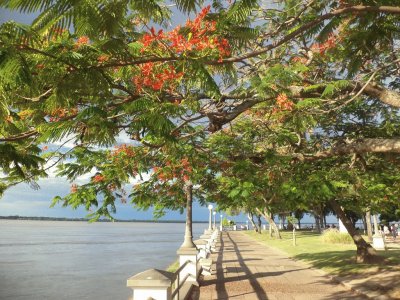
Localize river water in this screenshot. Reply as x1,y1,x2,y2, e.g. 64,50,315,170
0,220,206,300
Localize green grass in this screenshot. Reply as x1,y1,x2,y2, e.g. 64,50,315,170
166,259,179,272
245,230,400,276
321,228,353,244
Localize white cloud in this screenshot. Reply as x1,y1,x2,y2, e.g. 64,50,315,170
115,131,132,144
51,136,78,149
129,172,151,185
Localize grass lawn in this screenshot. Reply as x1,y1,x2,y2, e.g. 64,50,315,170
166,259,180,272
245,230,400,276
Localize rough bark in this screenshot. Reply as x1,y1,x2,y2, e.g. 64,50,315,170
257,208,281,239
320,214,325,229
269,222,273,237
363,83,400,108
366,209,373,242
289,82,400,108
294,138,400,162
257,215,262,234
330,199,382,263
247,212,259,232
180,181,196,249
220,5,400,64
314,214,321,233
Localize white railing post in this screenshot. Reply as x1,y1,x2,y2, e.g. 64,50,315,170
176,247,198,284
127,269,173,300
194,239,208,259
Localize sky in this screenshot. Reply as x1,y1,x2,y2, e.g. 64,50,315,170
0,5,337,224
0,6,232,222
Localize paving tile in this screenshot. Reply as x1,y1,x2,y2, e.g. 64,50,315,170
197,231,367,299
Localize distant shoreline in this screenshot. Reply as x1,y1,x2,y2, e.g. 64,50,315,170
0,215,208,223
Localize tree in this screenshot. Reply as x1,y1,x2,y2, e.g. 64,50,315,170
2,0,400,263
0,1,247,217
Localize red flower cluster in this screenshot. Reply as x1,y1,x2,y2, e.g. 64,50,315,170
310,34,338,56
75,36,90,48
141,27,165,48
275,93,294,111
70,183,78,193
291,56,308,64
132,63,184,91
179,158,192,182
93,174,105,183
97,54,109,63
108,144,140,176
153,158,193,183
111,144,136,158
48,108,78,122
140,6,230,61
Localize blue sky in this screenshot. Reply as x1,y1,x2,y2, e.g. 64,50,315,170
0,178,217,221
0,6,334,224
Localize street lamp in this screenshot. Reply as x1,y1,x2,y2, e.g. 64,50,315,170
213,211,216,229
208,204,213,230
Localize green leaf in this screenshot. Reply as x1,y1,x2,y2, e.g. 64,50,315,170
321,84,335,97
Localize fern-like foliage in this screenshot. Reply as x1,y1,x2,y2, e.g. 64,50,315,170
0,0,204,38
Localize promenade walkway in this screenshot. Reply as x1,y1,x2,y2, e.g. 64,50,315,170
195,231,366,300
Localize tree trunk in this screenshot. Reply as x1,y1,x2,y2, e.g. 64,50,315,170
365,209,373,242
257,215,262,234
314,214,321,233
257,208,281,239
180,181,196,249
319,213,324,229
323,214,327,229
330,200,381,263
247,212,259,232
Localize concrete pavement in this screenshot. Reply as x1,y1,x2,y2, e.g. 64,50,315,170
194,231,367,300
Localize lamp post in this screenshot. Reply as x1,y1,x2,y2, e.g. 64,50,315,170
208,204,213,230
213,211,216,229
220,214,223,231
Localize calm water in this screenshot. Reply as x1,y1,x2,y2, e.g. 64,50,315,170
0,220,206,300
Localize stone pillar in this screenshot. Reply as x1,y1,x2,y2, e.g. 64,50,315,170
194,239,208,259
127,269,173,300
373,214,380,235
372,235,387,250
177,247,198,283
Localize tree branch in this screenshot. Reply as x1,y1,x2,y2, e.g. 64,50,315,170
297,138,400,161
215,5,400,64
